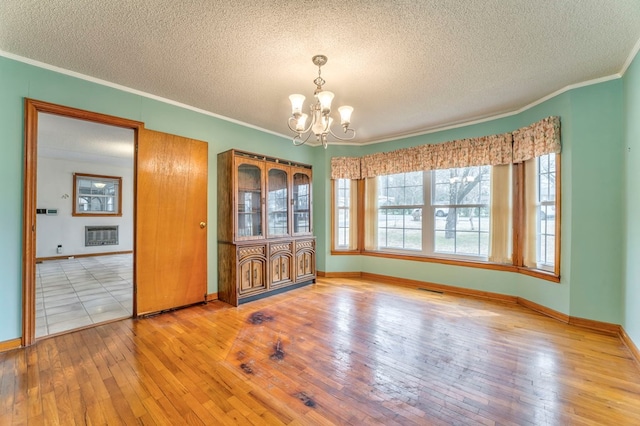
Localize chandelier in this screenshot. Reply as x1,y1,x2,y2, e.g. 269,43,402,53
288,55,356,149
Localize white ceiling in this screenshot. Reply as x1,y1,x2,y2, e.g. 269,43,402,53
3,1,640,145
38,113,134,168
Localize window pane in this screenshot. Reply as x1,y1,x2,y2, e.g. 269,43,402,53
336,179,351,249
376,172,423,251
293,173,310,233
538,154,556,203
237,165,262,237
378,172,423,206
267,168,288,236
337,209,349,247
75,174,121,216
78,179,91,190
377,208,422,250
537,154,557,269
435,230,454,253
432,167,490,257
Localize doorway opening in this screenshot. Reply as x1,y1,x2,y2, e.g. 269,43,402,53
35,113,135,337
23,99,143,346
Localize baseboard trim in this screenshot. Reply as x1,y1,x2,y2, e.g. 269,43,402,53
0,338,21,353
568,316,621,336
360,272,518,303
620,327,640,367
36,250,133,262
206,293,218,302
516,297,570,323
317,271,362,278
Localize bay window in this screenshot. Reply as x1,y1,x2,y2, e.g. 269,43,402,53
330,116,561,282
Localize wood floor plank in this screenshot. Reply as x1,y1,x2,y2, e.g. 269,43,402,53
2,277,640,424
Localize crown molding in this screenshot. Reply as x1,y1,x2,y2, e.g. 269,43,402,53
0,49,291,142
2,40,638,148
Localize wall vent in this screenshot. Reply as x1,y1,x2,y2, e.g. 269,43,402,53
85,226,119,246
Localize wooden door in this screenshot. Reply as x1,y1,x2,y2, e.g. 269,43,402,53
296,253,306,277
252,260,264,289
271,255,292,286
238,258,265,294
271,257,281,282
240,261,252,292
296,250,315,280
136,128,208,315
266,164,290,238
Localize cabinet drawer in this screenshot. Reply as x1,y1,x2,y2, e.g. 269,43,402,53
238,245,266,260
295,239,315,252
270,242,293,255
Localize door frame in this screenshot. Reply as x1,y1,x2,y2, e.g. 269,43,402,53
22,99,143,346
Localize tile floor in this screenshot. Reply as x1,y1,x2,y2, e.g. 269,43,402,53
36,254,133,338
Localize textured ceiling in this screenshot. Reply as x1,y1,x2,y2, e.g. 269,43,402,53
2,1,640,145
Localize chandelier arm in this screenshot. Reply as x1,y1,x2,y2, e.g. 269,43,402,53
327,126,356,141
292,131,313,146
287,116,314,135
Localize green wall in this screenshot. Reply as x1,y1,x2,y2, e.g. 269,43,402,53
623,50,640,347
0,56,316,342
567,81,624,321
0,52,635,351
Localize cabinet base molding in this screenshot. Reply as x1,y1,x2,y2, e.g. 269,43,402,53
0,338,21,353
239,279,315,305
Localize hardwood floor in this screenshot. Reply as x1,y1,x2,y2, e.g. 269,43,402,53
2,277,640,425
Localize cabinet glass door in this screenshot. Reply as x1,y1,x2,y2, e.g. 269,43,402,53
267,167,289,236
292,171,311,234
237,163,263,238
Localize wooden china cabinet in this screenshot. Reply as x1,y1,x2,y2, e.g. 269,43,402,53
217,149,316,306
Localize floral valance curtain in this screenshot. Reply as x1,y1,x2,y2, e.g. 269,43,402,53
330,156,361,180
330,116,560,179
512,116,561,163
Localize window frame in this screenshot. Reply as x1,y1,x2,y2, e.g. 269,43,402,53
536,154,557,271
330,154,561,282
430,166,491,259
376,171,425,253
73,172,123,217
372,167,492,260
334,178,352,250
331,178,362,253
513,154,561,280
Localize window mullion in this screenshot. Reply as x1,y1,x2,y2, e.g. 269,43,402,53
512,162,525,267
